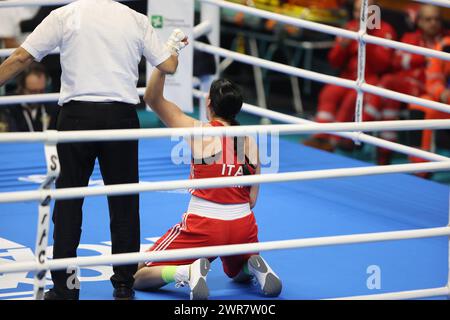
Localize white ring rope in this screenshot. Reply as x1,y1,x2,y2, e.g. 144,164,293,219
1,226,449,274
413,0,450,8
1,41,449,116
0,88,145,106
0,161,450,204
0,20,210,59
1,120,450,144
329,287,450,300
0,88,445,162
233,98,450,162
0,0,135,8
193,41,450,115
0,88,447,163
0,0,449,300
199,0,450,61
3,42,449,115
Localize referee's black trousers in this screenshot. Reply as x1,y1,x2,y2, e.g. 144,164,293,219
51,101,140,298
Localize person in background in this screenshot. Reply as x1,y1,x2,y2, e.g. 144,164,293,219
0,1,39,48
0,109,8,132
0,1,39,97
407,36,450,178
6,62,57,132
303,0,396,152
363,4,448,165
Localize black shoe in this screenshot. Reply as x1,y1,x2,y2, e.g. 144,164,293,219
44,288,79,300
113,285,135,300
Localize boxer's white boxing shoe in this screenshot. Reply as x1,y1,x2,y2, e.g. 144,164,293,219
247,255,282,297
188,258,210,300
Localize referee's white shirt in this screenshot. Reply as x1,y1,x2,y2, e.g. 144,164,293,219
21,0,171,106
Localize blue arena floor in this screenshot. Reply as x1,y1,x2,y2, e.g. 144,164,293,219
0,137,448,300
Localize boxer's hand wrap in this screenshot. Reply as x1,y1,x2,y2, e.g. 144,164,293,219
166,29,187,55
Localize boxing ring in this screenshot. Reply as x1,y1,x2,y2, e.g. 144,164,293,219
0,0,450,300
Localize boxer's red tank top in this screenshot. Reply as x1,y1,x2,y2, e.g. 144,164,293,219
189,120,256,204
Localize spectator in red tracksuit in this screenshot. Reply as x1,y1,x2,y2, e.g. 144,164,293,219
407,36,450,179
304,0,396,152
364,4,447,165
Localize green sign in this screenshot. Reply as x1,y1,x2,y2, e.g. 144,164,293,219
151,15,163,28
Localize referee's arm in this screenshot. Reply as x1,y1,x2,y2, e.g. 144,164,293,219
0,47,34,87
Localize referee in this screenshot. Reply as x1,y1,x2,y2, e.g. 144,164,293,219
0,0,187,300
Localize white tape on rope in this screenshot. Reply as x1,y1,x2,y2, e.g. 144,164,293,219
413,0,450,9
354,0,369,145
32,141,60,300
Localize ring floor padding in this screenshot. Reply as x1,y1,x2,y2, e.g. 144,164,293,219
0,138,448,300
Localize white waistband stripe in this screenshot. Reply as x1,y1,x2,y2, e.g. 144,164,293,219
187,196,251,220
